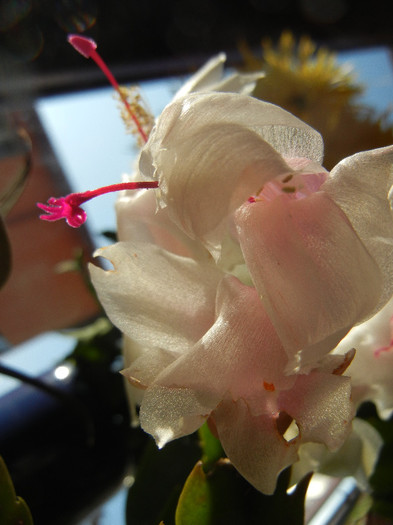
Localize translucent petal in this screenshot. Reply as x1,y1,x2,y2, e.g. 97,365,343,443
140,385,212,448
334,296,393,419
134,276,293,447
140,92,323,256
172,53,262,99
235,191,382,369
173,53,227,99
213,398,299,494
323,146,393,312
89,242,221,353
291,418,382,490
146,276,292,399
279,370,353,450
116,182,210,261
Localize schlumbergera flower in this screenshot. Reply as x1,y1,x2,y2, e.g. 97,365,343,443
88,59,393,494
38,39,393,494
334,296,393,420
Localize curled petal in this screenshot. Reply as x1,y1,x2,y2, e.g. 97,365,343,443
135,276,293,449
235,191,382,369
140,92,323,256
173,53,227,99
140,386,213,448
173,53,262,100
323,146,393,311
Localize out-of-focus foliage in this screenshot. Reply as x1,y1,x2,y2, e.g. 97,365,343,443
0,127,32,289
0,456,33,525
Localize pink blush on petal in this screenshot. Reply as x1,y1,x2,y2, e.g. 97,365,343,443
250,171,327,204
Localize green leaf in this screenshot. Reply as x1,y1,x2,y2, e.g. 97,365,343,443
126,436,201,525
0,214,11,288
175,459,312,525
0,456,33,524
175,461,212,524
198,423,224,472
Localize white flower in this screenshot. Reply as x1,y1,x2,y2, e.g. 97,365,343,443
291,418,383,490
89,57,393,494
334,296,393,420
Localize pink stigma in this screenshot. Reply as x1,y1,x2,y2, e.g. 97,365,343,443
68,34,148,144
37,181,158,228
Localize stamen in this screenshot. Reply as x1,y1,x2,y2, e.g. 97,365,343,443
37,181,158,228
263,381,275,392
68,34,149,144
248,172,327,203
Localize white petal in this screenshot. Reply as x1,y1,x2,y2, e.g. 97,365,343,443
173,54,227,99
89,242,221,353
147,275,292,402
135,276,293,448
323,146,393,311
291,418,382,490
172,54,263,99
211,71,264,95
116,185,210,261
140,92,323,256
140,385,212,448
334,296,393,418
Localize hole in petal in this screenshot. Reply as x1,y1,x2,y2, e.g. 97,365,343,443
91,255,115,271
276,411,300,442
283,419,300,442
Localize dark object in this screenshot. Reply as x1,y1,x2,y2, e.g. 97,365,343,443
0,360,140,525
1,1,393,96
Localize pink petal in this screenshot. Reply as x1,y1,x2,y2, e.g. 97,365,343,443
235,191,382,369
213,397,299,494
323,146,393,312
137,276,293,446
279,370,353,450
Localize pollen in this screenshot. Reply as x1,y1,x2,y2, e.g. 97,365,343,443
116,86,155,147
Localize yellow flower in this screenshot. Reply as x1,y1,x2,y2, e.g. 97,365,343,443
241,31,393,169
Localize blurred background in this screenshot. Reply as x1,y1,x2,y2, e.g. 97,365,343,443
1,0,392,93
